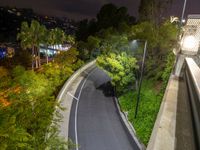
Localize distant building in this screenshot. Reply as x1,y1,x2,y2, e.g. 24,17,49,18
39,43,72,59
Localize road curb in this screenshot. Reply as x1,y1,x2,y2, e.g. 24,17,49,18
114,97,145,150
57,60,96,103
53,60,96,141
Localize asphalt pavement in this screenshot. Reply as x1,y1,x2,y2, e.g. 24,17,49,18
68,67,140,150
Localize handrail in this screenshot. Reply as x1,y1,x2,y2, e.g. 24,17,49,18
185,57,200,149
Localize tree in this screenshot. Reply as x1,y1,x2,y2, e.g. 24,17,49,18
17,20,46,70
129,21,158,50
66,35,75,45
97,3,118,29
54,47,82,67
97,52,138,93
54,28,66,47
77,41,89,60
97,28,130,54
158,20,178,50
38,24,47,67
97,3,135,30
139,0,173,24
75,19,89,41
129,20,178,79
75,4,135,41
86,36,100,58
0,65,74,149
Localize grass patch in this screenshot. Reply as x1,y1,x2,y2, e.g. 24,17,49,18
119,79,163,145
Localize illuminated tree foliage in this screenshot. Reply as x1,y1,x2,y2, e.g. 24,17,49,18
98,28,130,54
97,52,138,93
17,20,46,69
17,20,70,69
0,45,82,149
77,36,101,60
0,66,69,149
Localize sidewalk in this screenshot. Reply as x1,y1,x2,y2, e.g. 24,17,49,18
176,76,196,150
147,74,195,150
147,75,179,150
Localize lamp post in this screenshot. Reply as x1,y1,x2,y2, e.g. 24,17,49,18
172,0,187,75
181,0,187,26
134,40,147,118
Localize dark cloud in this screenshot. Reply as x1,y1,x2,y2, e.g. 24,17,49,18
58,0,103,16
0,0,140,20
0,0,199,20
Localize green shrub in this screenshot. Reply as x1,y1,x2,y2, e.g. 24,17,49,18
119,80,162,145
97,52,138,94
162,51,175,86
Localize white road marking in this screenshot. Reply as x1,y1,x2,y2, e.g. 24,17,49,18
67,92,79,101
74,68,97,150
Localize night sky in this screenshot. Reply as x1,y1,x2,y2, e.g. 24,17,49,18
0,0,200,20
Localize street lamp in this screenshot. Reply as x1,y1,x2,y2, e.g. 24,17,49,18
132,40,148,118
181,0,187,26
181,35,198,54
172,0,187,75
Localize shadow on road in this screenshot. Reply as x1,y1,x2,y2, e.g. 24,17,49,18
96,81,115,97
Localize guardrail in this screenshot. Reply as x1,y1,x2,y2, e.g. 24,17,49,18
185,57,200,149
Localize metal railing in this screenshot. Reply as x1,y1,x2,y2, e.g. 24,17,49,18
185,57,200,149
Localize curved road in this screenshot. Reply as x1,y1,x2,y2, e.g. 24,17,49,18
68,67,140,150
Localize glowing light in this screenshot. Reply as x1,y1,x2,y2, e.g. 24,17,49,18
181,35,197,50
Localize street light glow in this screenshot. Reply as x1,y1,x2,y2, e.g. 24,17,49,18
181,35,197,50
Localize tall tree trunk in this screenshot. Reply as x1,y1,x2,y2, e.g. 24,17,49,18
38,48,41,68
46,46,48,64
32,47,34,70
35,47,38,69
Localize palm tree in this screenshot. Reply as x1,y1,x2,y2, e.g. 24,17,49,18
43,28,54,64
39,25,47,66
66,35,75,45
47,28,66,58
17,20,46,70
43,28,49,64
53,28,66,49
17,21,33,69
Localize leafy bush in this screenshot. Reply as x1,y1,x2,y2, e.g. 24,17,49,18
11,65,26,78
0,66,9,79
162,51,175,85
119,80,163,145
0,48,84,149
97,52,138,94
0,66,11,88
